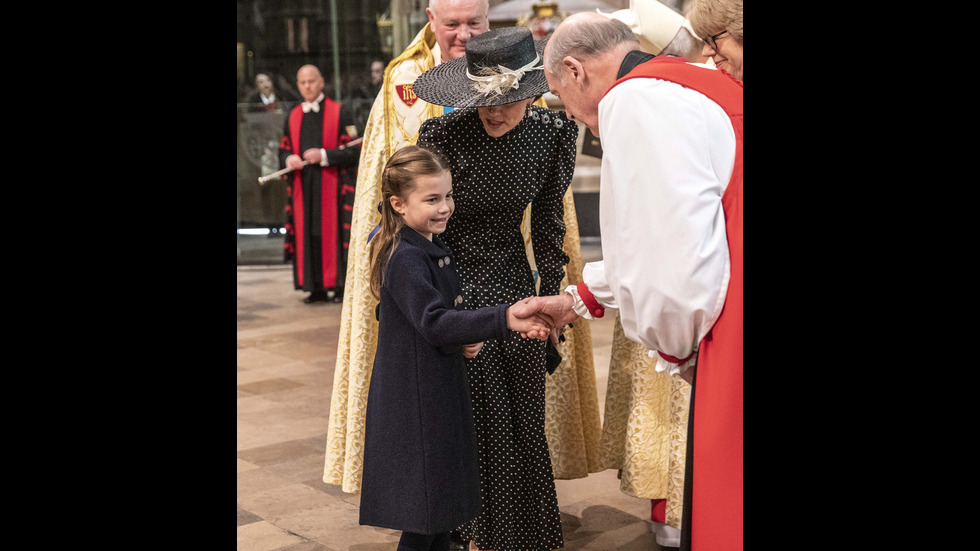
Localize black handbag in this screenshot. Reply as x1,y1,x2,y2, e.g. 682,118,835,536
545,340,562,375
544,323,574,375
545,323,573,375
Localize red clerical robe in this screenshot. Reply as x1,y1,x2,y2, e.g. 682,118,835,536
279,98,358,292
614,58,742,551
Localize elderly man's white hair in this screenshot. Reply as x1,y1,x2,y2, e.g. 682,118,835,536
543,13,638,82
427,0,489,14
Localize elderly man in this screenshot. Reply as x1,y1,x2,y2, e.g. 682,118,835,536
323,0,603,539
278,64,360,304
591,2,712,547
514,10,742,551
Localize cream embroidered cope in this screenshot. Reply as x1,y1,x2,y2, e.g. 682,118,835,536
466,54,543,97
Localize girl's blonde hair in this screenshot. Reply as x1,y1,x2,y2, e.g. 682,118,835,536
369,145,452,300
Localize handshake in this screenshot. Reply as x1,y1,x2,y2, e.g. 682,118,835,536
505,292,581,344
463,293,581,360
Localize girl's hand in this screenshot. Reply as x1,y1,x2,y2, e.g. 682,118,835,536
506,305,553,340
521,323,552,341
463,342,484,358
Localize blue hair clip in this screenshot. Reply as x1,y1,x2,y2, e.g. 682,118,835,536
367,201,383,242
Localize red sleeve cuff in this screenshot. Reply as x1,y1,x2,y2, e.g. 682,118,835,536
576,281,604,318
658,351,693,364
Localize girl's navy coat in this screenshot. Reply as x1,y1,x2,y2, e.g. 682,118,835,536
358,226,512,534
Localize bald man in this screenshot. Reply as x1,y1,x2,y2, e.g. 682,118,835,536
588,3,712,547
514,12,743,551
279,64,361,303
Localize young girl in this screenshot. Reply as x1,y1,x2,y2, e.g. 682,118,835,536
357,146,550,551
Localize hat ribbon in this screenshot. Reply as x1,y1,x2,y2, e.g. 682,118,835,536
466,54,543,98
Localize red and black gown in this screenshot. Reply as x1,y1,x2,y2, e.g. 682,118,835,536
278,98,360,295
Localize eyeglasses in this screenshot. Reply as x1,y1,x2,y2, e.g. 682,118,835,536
705,30,729,50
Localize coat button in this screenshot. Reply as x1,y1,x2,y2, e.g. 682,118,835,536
438,259,444,267
455,295,463,305
444,256,451,265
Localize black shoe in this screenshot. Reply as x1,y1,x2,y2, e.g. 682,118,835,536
304,290,328,303
449,531,467,551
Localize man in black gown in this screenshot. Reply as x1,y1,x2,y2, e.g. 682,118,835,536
279,64,361,303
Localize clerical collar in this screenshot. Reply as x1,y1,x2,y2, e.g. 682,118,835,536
617,50,657,79
260,93,275,105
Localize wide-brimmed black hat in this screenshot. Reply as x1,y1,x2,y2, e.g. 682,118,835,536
412,26,548,108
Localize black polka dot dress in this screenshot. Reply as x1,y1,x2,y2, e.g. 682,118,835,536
418,105,578,551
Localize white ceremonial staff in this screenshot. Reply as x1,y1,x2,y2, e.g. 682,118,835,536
258,137,363,185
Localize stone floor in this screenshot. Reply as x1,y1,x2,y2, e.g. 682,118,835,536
238,246,670,550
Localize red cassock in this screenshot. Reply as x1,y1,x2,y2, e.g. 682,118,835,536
616,58,743,551
279,99,357,291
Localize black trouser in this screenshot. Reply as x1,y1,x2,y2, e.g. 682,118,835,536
303,171,325,292
397,531,450,551
679,366,697,551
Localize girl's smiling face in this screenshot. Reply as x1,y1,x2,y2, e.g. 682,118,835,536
390,170,455,240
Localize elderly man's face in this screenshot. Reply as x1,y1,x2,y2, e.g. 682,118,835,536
296,67,325,103
427,0,488,62
545,65,600,137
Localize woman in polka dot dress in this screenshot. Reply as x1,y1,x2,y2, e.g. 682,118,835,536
413,27,577,551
